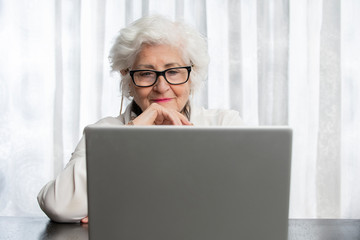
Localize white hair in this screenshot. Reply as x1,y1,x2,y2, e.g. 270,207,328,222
109,15,210,98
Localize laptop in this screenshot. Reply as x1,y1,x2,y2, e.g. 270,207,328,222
85,126,292,240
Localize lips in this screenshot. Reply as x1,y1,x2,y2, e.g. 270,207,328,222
152,98,172,103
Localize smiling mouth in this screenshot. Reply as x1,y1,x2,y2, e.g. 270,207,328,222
152,98,172,103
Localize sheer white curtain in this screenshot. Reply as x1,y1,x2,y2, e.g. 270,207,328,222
1,0,359,219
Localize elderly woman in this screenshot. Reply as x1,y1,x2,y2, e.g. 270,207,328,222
38,15,243,223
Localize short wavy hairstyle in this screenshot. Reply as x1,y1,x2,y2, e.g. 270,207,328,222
109,15,210,99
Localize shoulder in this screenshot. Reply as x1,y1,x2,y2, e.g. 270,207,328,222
75,116,124,153
191,105,244,126
92,116,125,126
83,103,134,131
88,102,135,127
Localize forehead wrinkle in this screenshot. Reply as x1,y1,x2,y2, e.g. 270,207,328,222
164,62,182,68
134,64,155,69
134,62,183,70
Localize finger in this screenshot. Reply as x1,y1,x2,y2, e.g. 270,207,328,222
174,111,192,125
132,103,189,126
161,109,192,126
154,112,165,125
81,217,88,224
132,104,161,125
153,107,183,125
137,103,182,125
161,119,174,125
157,111,182,125
181,118,193,126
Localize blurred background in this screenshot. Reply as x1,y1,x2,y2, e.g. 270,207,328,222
0,0,359,219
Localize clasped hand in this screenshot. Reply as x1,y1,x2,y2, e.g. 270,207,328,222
130,103,192,126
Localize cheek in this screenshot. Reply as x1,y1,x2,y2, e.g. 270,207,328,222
178,84,191,99
133,87,148,98
133,88,152,105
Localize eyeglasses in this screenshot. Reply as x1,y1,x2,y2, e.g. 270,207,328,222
129,66,192,87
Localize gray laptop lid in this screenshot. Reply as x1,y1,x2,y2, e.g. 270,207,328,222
85,126,292,240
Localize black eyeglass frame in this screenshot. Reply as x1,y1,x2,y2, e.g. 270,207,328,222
129,66,192,87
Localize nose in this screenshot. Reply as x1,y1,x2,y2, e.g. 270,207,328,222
153,75,170,92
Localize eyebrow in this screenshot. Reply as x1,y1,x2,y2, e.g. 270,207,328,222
134,63,182,70
164,63,182,68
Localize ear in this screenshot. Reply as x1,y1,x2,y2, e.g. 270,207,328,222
120,69,129,76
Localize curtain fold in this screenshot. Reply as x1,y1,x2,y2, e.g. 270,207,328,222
317,0,341,218
228,0,243,115
257,0,289,126
341,0,360,219
1,0,359,219
0,0,56,216
53,0,64,176
60,0,82,172
241,0,259,125
207,0,229,109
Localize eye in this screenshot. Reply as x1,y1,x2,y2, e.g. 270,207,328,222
167,70,180,76
139,71,155,77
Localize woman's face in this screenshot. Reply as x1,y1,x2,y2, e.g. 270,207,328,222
129,44,191,113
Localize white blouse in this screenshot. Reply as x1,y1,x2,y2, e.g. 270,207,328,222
37,104,244,222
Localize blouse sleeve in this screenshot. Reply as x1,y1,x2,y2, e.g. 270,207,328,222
191,105,245,126
37,116,125,222
37,136,88,222
218,109,244,126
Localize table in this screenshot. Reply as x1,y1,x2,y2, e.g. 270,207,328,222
1,217,360,240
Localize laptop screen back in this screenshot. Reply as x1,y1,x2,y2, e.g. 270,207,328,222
85,126,292,240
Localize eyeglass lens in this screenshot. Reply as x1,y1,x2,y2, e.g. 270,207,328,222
133,67,189,87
